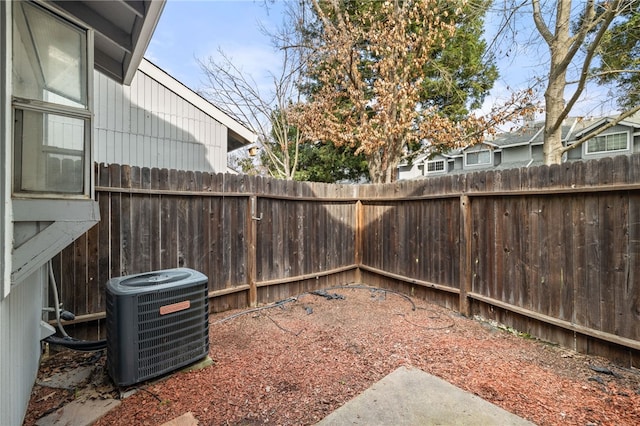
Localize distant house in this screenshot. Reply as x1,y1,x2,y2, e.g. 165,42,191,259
1,1,165,424
398,113,640,180
94,58,256,173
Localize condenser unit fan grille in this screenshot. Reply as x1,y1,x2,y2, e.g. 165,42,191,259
136,285,209,380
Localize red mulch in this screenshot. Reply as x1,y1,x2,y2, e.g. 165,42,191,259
25,286,640,425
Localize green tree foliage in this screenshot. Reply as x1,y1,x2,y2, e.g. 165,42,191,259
294,142,368,183
419,0,498,121
593,4,640,110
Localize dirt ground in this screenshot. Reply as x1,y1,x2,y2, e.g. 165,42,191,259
25,286,640,425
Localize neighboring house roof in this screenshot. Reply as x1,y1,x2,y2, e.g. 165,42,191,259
491,122,544,148
138,58,257,150
50,0,166,84
492,118,580,148
573,113,640,139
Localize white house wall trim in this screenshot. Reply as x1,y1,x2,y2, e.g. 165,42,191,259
138,58,256,144
123,2,165,85
11,220,100,283
1,1,11,297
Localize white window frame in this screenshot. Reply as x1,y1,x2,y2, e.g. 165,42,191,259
583,131,630,157
426,159,446,175
464,149,492,168
11,1,93,199
1,0,10,296
7,1,99,289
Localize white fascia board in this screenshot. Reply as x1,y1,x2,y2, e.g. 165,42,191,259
122,1,166,85
496,140,530,149
565,116,579,140
529,125,544,144
1,0,11,298
138,58,257,144
574,117,640,140
444,152,463,159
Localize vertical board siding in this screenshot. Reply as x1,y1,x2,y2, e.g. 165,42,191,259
55,157,640,363
94,70,229,174
0,269,45,426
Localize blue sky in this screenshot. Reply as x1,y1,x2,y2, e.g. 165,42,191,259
146,0,617,122
146,0,285,94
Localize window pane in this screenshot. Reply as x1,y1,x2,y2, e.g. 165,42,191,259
12,2,87,108
467,150,490,166
587,133,627,153
587,136,605,153
15,109,85,193
427,160,444,172
607,133,626,151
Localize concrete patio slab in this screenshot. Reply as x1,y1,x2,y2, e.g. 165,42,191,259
316,366,535,426
160,412,199,426
35,398,120,426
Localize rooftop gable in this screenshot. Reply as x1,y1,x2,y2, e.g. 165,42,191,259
138,58,257,150
573,113,640,139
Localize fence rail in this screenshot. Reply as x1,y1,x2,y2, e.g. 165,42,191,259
54,156,640,365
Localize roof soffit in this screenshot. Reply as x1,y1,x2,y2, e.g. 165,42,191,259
47,0,165,85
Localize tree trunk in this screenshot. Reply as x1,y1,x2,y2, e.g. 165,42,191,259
543,72,567,165
540,0,571,165
367,150,399,184
534,0,622,165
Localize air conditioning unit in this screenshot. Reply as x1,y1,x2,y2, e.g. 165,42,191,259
105,268,209,386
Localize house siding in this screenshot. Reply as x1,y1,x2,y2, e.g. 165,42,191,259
0,4,41,424
501,144,530,163
94,67,228,173
399,116,640,180
2,3,169,424
581,123,634,160
0,267,44,426
398,163,424,179
566,144,582,161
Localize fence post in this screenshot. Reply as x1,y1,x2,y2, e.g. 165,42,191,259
460,194,472,316
354,200,363,283
247,196,258,307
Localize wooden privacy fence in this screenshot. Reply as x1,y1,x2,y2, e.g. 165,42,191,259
53,163,359,326
359,155,640,364
54,155,640,365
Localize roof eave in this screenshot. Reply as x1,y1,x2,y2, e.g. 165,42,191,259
122,1,165,85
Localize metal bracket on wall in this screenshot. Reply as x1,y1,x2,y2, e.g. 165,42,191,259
250,196,263,221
